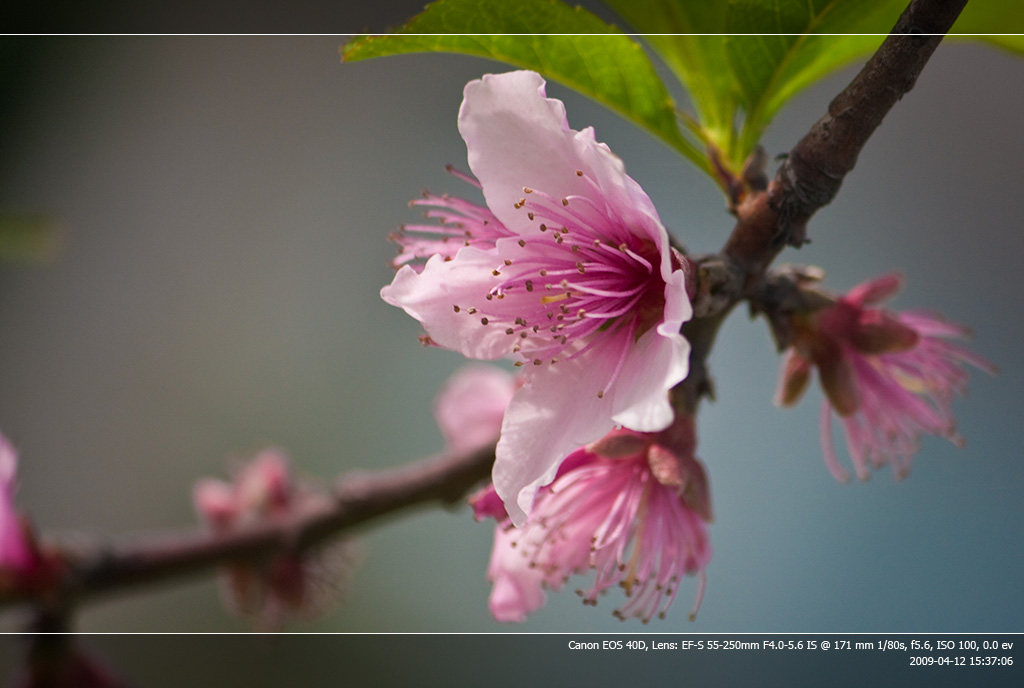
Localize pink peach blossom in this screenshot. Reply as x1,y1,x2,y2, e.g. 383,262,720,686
383,71,691,525
776,274,995,482
472,417,712,623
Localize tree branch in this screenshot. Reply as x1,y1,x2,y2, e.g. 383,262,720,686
682,0,968,411
2,443,495,610
722,0,969,278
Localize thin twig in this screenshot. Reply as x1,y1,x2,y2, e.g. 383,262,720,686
681,0,968,412
3,443,495,609
722,0,970,278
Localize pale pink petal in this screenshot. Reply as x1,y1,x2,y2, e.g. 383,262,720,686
610,278,691,431
485,526,548,622
237,449,292,515
572,131,667,254
845,272,903,306
0,432,16,487
433,365,516,453
459,71,665,249
193,479,238,530
493,355,619,526
380,249,513,360
459,71,596,233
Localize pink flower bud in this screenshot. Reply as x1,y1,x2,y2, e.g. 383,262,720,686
0,432,58,594
0,432,33,573
193,449,356,629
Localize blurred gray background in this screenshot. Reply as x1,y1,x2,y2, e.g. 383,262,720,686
0,5,1021,677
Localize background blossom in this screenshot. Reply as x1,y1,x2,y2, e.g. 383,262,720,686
194,449,356,629
432,364,516,454
0,432,34,574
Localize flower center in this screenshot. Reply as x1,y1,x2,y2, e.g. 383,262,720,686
452,170,667,388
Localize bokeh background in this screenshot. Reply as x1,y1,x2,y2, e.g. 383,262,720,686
0,3,1022,683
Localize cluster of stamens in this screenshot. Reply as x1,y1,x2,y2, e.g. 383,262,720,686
448,169,665,396
391,166,515,268
502,453,704,624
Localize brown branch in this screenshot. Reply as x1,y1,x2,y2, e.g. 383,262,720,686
683,0,968,411
4,443,495,610
722,0,969,278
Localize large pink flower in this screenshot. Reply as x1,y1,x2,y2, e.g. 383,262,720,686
472,417,712,624
382,71,691,525
776,274,995,482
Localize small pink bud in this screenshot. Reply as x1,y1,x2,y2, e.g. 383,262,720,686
193,448,355,630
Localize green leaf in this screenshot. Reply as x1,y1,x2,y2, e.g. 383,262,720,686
724,0,907,166
343,0,710,176
720,0,1024,165
0,213,62,263
600,0,736,155
951,0,1024,55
